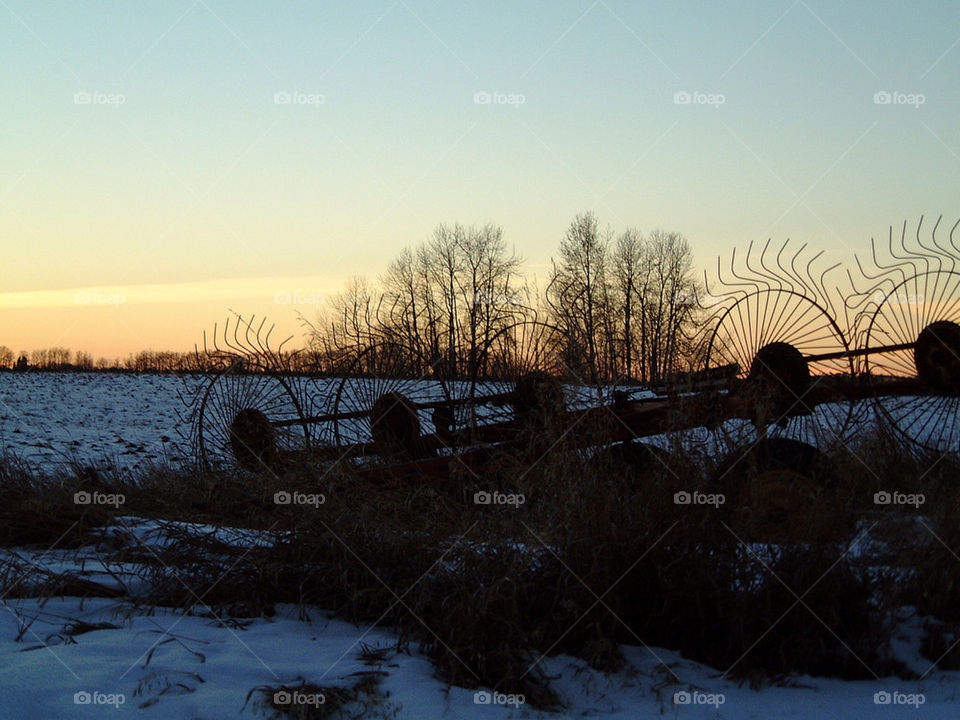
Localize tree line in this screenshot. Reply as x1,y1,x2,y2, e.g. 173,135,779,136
2,212,706,381
0,347,216,373
311,212,705,383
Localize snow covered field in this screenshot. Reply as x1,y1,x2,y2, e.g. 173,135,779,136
2,517,956,719
0,373,617,472
0,371,874,474
0,372,200,472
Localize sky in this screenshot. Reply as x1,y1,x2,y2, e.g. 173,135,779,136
1,0,958,359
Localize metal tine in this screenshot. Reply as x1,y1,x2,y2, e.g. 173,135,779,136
231,316,247,357
779,242,812,300
218,316,229,354
927,215,959,274
756,242,800,352
710,247,758,300
872,232,908,290
771,240,799,295
845,242,900,328
804,250,832,306
908,216,936,279
728,240,767,294
745,238,781,292
755,240,798,353
236,313,258,361
913,215,947,275
257,318,277,365
843,266,874,310
229,312,250,361
221,316,236,355
254,315,270,361
218,320,231,357
250,314,271,367
887,221,922,283
231,315,250,358
245,314,260,360
950,217,960,259
859,237,896,284
789,243,816,300
816,260,842,311
862,227,906,285
238,313,255,358
846,244,900,347
276,331,295,360
242,313,258,360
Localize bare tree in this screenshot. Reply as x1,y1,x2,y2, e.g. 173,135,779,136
642,230,700,381
322,276,377,364
453,223,523,377
547,212,612,383
611,229,644,380
372,223,521,378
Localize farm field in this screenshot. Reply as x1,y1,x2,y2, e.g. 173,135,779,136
0,372,958,718
0,372,199,471
0,370,883,473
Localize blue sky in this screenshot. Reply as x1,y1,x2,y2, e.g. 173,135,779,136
1,1,958,355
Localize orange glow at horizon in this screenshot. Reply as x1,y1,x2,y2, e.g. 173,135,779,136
0,276,343,359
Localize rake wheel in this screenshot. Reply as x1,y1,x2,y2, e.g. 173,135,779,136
863,269,960,456
461,320,591,451
196,364,311,472
703,241,857,450
332,342,448,461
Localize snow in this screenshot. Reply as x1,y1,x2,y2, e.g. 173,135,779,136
0,372,200,472
1,599,956,718
1,517,958,719
2,374,958,717
0,371,932,477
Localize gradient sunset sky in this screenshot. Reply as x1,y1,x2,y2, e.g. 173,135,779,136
2,1,958,358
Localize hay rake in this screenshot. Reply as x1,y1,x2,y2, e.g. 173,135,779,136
182,218,960,512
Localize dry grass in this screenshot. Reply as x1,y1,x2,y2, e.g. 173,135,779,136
1,427,958,706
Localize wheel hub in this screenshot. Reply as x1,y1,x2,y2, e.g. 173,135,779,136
512,370,566,427
914,320,960,395
230,408,277,471
747,342,810,422
370,392,422,457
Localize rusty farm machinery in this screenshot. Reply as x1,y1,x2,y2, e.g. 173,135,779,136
181,217,960,536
